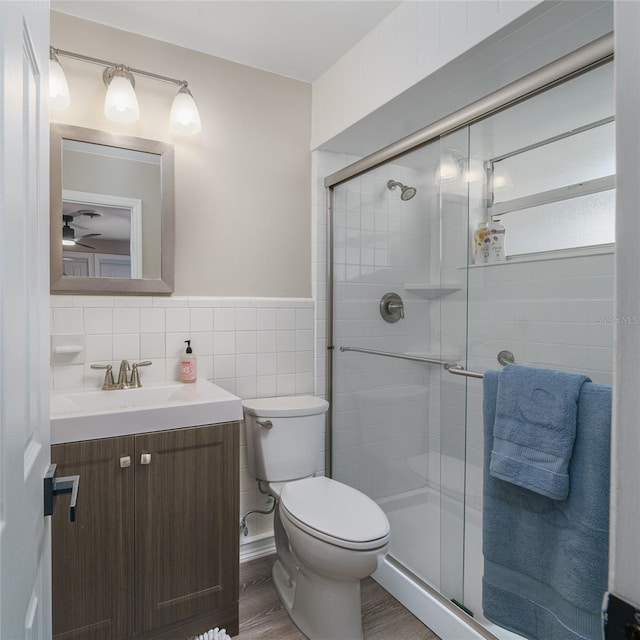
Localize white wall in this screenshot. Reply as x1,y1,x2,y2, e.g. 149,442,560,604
51,11,312,297
611,0,640,609
311,0,542,149
311,1,613,156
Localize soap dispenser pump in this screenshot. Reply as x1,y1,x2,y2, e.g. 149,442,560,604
180,340,197,383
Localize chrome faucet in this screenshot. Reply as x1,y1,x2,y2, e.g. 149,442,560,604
91,360,152,390
116,360,131,389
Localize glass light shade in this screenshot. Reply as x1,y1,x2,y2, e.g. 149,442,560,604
435,152,461,183
463,158,482,183
62,239,76,246
49,56,70,111
104,74,140,124
491,165,514,190
170,87,201,136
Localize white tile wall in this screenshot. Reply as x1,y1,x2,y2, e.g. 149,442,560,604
50,295,315,547
311,0,541,148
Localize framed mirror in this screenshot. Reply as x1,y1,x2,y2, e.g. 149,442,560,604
50,123,174,294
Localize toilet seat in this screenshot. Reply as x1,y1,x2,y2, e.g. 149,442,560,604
280,477,390,551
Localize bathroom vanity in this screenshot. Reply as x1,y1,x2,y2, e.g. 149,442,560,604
49,381,242,640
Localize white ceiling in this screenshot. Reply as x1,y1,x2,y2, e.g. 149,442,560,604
51,0,401,82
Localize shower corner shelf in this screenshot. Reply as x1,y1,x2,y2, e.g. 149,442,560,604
403,283,462,299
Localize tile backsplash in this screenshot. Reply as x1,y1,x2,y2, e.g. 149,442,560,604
51,295,316,549
50,295,315,398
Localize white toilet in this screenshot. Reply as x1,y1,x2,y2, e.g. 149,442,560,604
242,395,390,640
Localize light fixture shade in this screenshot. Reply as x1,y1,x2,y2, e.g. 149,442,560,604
491,164,514,190
170,86,201,136
49,54,70,111
435,151,461,183
104,71,140,124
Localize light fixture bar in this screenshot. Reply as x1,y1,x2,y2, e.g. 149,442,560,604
50,46,202,135
50,47,189,88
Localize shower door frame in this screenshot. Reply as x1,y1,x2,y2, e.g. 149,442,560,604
323,32,613,478
322,32,614,638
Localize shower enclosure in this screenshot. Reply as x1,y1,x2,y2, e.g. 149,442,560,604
324,39,614,640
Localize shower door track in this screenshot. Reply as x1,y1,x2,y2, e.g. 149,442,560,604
323,33,613,190
324,32,613,476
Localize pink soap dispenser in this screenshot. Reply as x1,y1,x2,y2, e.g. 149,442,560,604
180,340,197,383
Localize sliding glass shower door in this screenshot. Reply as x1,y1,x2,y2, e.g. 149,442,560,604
437,60,616,634
330,136,467,598
329,57,615,640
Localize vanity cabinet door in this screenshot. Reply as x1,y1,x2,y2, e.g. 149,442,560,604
134,422,239,636
51,436,135,640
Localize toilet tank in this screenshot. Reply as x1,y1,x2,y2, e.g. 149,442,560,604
242,396,329,483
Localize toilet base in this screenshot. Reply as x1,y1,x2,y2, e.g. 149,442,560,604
272,556,364,640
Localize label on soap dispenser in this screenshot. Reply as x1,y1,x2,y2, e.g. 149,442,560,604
488,221,506,263
180,358,197,383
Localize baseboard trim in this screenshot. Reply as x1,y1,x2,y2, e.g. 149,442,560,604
239,534,276,563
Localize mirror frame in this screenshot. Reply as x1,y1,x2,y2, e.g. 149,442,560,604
50,123,175,295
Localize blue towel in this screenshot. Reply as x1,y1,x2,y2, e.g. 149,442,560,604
490,364,591,500
482,370,610,640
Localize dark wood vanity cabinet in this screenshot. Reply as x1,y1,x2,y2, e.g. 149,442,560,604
51,422,240,640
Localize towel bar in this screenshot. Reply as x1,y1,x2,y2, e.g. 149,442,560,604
338,345,514,378
338,346,453,367
445,350,515,378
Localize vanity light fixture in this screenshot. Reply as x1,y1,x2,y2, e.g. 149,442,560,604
49,50,70,111
49,46,202,136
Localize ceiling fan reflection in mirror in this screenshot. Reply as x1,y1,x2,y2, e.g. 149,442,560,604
62,210,102,249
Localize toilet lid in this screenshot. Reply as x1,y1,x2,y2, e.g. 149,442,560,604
243,395,329,418
280,477,390,547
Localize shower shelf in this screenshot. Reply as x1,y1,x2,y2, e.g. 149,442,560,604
403,283,462,298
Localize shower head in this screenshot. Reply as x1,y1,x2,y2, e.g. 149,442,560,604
387,179,417,201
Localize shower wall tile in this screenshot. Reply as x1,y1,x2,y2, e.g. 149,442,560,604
50,294,315,549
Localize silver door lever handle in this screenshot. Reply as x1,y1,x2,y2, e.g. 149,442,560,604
44,464,80,522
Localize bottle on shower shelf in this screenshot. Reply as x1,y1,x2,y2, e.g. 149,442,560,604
488,219,506,263
473,221,490,264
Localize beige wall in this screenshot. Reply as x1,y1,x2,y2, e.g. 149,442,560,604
51,11,312,297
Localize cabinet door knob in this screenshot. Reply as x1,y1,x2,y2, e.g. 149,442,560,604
140,453,152,465
119,456,131,468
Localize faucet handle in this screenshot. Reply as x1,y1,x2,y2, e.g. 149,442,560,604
130,361,152,388
90,363,116,390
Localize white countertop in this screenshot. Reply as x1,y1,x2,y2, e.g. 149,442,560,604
50,379,243,444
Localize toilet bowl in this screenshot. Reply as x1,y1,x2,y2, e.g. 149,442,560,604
242,396,391,640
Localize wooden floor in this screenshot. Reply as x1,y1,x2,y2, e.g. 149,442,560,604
236,555,440,640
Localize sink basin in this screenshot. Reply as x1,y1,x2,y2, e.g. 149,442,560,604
50,379,243,444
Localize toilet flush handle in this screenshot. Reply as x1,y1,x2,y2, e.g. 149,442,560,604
256,419,273,430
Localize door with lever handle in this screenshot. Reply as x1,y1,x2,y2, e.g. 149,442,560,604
44,463,80,522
